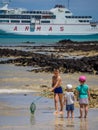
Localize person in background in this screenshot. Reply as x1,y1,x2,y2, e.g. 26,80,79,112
76,76,90,118
50,69,63,115
64,84,75,118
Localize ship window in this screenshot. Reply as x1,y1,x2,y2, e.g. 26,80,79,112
35,15,41,19
79,20,89,23
65,11,70,13
41,20,50,23
79,20,83,22
65,16,71,18
10,15,21,19
0,15,31,19
21,15,31,19
66,16,92,19
32,11,35,14
0,20,9,23
90,24,97,27
36,11,39,14
0,15,9,18
42,15,56,19
21,20,30,23
11,20,20,23
0,10,7,14
53,15,56,19
9,15,31,19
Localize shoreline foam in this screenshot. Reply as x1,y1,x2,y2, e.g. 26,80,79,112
0,89,37,94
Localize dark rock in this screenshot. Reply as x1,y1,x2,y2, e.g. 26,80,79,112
0,43,98,73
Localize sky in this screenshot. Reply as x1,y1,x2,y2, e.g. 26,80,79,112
0,0,98,21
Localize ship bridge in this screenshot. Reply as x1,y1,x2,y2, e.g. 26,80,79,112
50,4,72,24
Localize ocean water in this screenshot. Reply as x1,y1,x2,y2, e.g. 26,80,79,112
0,34,98,46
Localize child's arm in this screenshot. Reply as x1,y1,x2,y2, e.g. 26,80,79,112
63,96,66,105
63,92,67,105
88,90,91,101
75,88,79,101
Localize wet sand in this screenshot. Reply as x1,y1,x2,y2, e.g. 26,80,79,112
0,63,98,130
0,64,98,91
0,93,98,130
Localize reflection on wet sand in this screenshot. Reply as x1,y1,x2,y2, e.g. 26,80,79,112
30,114,36,125
54,115,65,130
54,115,75,130
54,114,88,130
79,118,88,130
66,118,75,128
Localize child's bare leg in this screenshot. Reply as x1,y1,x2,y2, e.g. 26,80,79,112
67,111,70,118
54,94,59,114
71,111,74,118
58,93,63,113
84,104,88,118
79,104,84,118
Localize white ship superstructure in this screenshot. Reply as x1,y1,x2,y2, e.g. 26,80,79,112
0,2,98,35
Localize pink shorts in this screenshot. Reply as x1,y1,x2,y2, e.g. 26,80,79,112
79,98,88,104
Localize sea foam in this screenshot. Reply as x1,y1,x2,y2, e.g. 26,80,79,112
0,89,35,94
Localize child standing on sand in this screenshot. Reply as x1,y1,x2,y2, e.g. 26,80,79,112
64,84,75,118
50,69,63,115
76,76,90,118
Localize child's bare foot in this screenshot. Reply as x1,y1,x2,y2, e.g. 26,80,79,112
78,116,82,118
59,111,63,115
53,111,58,115
84,115,87,118
66,116,69,118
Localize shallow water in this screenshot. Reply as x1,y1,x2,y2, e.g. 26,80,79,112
0,93,98,130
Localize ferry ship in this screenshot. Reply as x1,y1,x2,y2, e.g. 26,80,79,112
0,1,98,36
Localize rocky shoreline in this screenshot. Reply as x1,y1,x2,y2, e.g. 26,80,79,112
0,40,98,74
